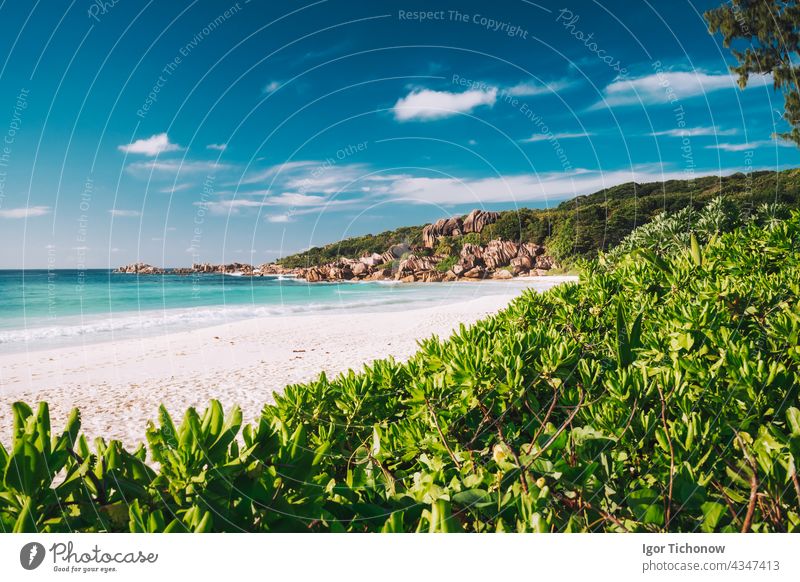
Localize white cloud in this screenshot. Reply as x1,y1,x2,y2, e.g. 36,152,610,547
206,143,227,152
159,182,194,194
522,132,593,143
266,213,293,223
263,80,282,94
284,164,377,194
236,162,408,202
596,71,772,108
393,88,497,121
0,205,50,218
200,199,266,215
231,159,727,212
266,192,329,207
506,79,574,97
118,133,181,156
706,139,794,152
217,156,750,215
649,126,739,137
388,166,726,205
198,189,361,217
237,161,317,185
127,160,232,175
109,209,141,217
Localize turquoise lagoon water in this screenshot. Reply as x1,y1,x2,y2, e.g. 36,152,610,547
0,270,570,352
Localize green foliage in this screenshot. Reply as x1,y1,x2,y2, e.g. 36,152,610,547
3,212,800,532
604,198,790,263
459,232,482,247
278,226,423,269
435,255,458,273
705,0,800,145
434,238,456,256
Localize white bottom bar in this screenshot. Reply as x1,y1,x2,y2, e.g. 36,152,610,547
1,533,798,581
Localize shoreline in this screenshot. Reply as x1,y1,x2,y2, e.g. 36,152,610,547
0,276,576,447
0,275,579,355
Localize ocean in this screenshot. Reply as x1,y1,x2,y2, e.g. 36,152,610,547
0,270,567,352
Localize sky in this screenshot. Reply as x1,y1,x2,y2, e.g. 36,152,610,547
0,0,797,268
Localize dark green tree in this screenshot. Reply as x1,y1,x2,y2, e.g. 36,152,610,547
705,0,800,145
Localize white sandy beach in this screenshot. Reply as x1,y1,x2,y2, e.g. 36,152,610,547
0,277,576,447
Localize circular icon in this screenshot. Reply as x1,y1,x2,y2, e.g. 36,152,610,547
20,542,46,570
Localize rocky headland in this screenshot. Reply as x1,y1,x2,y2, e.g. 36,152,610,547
114,209,559,282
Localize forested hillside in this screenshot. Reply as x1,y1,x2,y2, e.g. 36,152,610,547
278,169,800,268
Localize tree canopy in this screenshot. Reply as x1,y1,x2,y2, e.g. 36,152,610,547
706,0,800,145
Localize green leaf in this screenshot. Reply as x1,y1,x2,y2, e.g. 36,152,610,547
616,303,631,368
194,510,213,533
11,402,33,443
452,489,492,508
4,440,47,496
636,248,671,273
429,499,462,533
787,407,800,436
690,233,703,267
128,499,146,533
628,488,664,526
35,402,51,457
12,496,37,533
381,511,405,533
52,408,81,454
700,501,726,533
158,405,178,447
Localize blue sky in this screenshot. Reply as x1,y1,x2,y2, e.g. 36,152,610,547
0,0,797,268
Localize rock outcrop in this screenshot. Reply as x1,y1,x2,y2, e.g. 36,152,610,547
422,209,499,248
114,263,164,274
462,209,500,234
482,240,519,270
422,216,463,248
396,255,437,279
463,266,486,279
519,242,545,258
115,209,559,284
510,255,532,274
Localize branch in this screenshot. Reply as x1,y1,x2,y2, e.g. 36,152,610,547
495,425,528,494
736,433,759,533
711,480,741,526
528,387,559,450
425,399,461,470
741,470,758,533
790,464,800,510
521,386,584,475
658,387,675,529
554,491,628,531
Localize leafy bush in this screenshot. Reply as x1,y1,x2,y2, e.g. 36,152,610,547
434,238,456,256
435,256,458,273
604,198,790,263
459,232,481,247
3,213,800,532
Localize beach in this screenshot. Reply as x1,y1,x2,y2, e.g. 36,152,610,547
0,277,575,447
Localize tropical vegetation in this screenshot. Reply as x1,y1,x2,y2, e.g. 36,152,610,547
278,169,800,268
705,0,800,145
